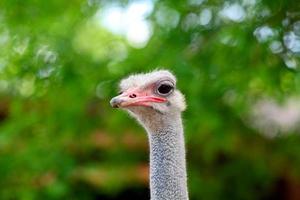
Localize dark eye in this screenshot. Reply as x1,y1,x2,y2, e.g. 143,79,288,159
157,82,174,96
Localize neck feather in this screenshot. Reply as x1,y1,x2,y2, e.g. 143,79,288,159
146,114,188,200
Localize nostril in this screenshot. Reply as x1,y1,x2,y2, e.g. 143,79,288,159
129,94,137,98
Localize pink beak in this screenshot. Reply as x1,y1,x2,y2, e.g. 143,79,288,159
110,89,167,108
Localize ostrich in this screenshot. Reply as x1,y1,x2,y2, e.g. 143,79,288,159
110,70,188,200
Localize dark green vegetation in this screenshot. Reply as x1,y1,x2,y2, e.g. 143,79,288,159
0,0,300,199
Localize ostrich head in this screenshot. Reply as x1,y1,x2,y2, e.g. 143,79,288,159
110,70,186,130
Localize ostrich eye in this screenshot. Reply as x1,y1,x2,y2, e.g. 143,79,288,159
156,81,174,96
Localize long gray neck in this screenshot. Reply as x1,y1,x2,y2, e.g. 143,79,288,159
146,115,188,200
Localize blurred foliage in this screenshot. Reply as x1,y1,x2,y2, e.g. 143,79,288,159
0,0,300,199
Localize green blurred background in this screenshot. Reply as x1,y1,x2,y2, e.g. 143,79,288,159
0,0,300,199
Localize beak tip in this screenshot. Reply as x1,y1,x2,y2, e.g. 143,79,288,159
110,97,121,108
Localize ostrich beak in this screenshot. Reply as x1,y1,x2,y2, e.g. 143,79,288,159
110,90,167,108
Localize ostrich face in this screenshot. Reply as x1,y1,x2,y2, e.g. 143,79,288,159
110,70,186,117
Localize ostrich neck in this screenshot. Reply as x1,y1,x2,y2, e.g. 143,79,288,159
146,114,188,200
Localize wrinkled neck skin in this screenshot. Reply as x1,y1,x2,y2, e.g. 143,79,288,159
128,107,188,200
